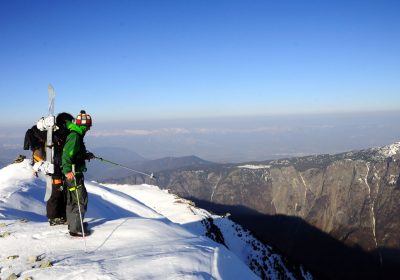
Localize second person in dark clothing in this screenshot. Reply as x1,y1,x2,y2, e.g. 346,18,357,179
47,112,75,226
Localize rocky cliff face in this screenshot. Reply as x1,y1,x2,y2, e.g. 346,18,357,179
154,143,400,279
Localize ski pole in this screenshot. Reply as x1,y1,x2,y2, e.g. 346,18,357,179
94,156,156,179
72,164,87,252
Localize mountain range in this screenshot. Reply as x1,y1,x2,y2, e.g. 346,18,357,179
85,147,215,182
109,142,400,280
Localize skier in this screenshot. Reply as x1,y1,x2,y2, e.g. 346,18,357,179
46,112,74,226
62,110,94,237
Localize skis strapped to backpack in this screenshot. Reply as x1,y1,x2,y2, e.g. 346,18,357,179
43,84,56,201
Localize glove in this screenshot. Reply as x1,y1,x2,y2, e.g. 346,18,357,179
85,152,95,161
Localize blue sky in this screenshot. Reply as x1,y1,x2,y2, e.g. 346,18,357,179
1,0,399,125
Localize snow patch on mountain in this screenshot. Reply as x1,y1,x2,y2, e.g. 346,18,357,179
238,164,271,170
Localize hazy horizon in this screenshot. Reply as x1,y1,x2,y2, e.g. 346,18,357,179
2,111,400,164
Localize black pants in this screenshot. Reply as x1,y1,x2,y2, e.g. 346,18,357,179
65,175,88,233
46,177,67,220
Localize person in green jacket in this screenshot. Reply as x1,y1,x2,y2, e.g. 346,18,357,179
62,110,94,237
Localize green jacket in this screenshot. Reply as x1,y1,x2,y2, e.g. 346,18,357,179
62,121,89,175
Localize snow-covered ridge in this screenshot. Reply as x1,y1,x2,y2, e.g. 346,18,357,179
0,160,312,280
374,142,400,158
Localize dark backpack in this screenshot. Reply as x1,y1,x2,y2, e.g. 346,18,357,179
23,125,47,152
24,112,74,177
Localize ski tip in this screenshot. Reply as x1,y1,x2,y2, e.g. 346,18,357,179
48,84,55,96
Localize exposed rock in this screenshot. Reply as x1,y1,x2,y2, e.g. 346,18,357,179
27,256,39,264
13,155,26,164
0,232,10,238
39,260,52,269
5,273,18,280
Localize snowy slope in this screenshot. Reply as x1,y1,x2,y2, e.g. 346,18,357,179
104,184,312,280
0,160,312,280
